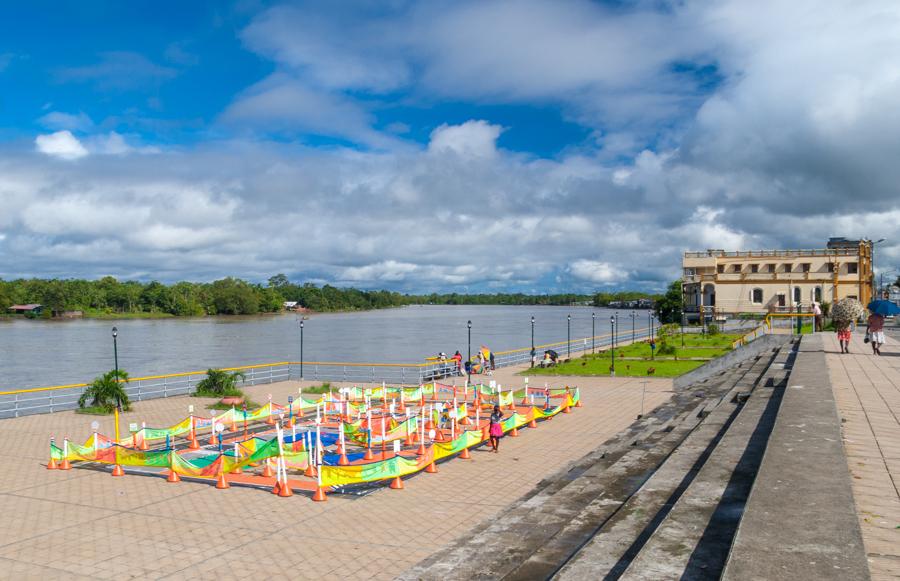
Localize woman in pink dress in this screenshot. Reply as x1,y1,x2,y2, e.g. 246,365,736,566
489,405,504,453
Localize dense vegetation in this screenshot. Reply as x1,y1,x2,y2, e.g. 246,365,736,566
0,273,661,318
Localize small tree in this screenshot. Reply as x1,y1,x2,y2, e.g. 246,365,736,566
194,368,247,397
78,370,131,413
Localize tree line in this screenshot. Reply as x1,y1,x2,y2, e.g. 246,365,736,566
0,274,662,318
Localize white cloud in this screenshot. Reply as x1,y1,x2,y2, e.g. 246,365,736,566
569,260,619,283
34,131,89,160
38,111,94,132
428,120,503,158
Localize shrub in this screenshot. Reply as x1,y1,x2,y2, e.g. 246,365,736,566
78,369,131,413
194,368,247,397
657,341,677,356
707,323,720,336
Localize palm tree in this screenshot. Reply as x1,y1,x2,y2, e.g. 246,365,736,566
194,368,247,397
78,369,131,412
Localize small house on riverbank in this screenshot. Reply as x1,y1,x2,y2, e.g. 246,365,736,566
8,304,43,315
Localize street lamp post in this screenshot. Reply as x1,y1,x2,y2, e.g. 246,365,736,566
299,320,304,379
111,327,123,477
567,315,571,359
610,316,616,376
467,320,472,376
591,312,596,353
531,316,535,362
872,238,886,302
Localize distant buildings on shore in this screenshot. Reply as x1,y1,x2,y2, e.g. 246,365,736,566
605,298,654,309
682,237,876,322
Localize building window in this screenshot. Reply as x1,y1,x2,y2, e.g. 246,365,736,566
732,264,742,273
717,264,725,274
750,264,759,273
777,294,786,307
751,288,763,304
801,263,810,273
768,263,776,272
793,287,801,304
814,287,822,302
783,263,793,273
847,262,858,274
826,262,835,273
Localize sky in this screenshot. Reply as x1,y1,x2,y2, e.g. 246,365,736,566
1,0,899,293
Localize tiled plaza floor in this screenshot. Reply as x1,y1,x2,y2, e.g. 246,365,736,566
827,333,900,581
0,367,670,580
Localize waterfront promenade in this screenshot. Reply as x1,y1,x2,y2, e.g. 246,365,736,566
0,364,670,580
826,333,900,580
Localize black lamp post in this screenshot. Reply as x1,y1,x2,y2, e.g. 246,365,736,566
299,319,304,379
111,326,120,408
591,312,596,353
531,316,535,364
610,316,615,376
467,320,472,376
567,314,571,358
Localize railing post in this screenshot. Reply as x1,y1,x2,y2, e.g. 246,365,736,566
14,394,18,418
49,393,53,413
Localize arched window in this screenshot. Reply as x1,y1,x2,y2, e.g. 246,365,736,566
751,288,763,304
813,287,822,302
793,287,801,304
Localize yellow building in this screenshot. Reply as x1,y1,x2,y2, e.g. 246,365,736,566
682,238,874,321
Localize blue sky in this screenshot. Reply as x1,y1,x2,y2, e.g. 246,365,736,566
1,1,898,292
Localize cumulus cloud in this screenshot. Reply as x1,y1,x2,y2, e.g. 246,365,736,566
34,131,89,160
5,0,900,292
428,120,502,158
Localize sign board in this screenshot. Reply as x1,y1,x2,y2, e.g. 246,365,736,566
428,429,436,440
489,380,496,389
287,396,294,403
128,423,138,433
90,421,100,431
393,440,401,454
215,423,225,433
188,404,194,413
389,403,396,414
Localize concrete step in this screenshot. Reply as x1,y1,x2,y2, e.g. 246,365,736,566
615,343,794,579
552,348,779,580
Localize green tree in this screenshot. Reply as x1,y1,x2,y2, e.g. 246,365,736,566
655,280,684,324
78,369,131,412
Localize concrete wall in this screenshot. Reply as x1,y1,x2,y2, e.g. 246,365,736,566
674,334,789,389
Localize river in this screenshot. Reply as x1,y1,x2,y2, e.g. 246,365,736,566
0,305,652,390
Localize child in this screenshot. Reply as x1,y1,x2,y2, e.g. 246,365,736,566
837,323,851,354
489,405,504,453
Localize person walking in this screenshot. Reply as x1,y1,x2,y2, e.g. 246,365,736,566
813,301,823,332
837,322,851,354
867,312,885,355
489,350,496,371
489,405,504,453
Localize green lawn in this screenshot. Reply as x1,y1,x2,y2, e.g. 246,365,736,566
528,357,706,377
526,333,740,378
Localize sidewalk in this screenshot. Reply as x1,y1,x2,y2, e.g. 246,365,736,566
825,333,900,580
0,367,670,580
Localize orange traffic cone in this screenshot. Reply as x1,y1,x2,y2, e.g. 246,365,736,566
433,429,445,442
338,450,350,466
529,418,538,429
425,461,438,473
459,446,471,459
272,480,282,495
304,462,317,478
262,459,274,478
416,440,426,455
575,397,582,408
188,436,200,450
389,476,404,490
46,456,58,470
208,430,216,446
563,404,572,414
111,464,125,477
166,469,181,483
216,472,230,489
59,457,71,471
364,446,374,461
231,464,243,475
278,480,293,497
509,427,519,437
482,426,490,441
312,486,327,502
404,431,415,446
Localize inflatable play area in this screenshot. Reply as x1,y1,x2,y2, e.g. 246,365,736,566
46,382,581,501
